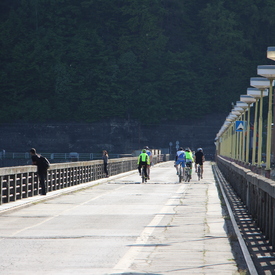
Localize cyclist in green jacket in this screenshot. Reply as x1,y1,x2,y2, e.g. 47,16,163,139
137,149,150,179
185,148,194,179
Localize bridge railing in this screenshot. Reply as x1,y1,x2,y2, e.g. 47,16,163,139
216,155,275,249
0,155,168,205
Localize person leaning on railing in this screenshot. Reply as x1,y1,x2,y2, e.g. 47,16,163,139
30,148,50,195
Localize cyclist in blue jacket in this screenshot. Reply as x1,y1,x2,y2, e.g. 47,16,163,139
174,147,186,175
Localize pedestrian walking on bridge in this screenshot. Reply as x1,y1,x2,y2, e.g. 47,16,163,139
102,150,109,178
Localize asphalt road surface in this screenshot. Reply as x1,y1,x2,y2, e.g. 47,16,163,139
0,162,238,275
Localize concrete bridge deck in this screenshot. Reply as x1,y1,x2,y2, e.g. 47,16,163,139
0,161,239,275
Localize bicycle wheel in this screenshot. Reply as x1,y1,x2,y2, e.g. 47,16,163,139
197,166,201,181
184,168,189,182
141,167,145,183
142,166,147,183
179,167,182,183
187,169,191,182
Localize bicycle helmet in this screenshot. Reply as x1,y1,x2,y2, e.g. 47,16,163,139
142,149,146,153
197,148,203,151
144,146,149,150
179,147,183,150
185,148,190,152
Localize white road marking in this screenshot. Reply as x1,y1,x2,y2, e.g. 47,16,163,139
8,186,125,238
112,184,188,273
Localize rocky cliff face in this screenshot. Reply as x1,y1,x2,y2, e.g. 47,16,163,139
0,113,225,156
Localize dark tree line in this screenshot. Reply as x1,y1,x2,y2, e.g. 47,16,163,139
1,0,275,123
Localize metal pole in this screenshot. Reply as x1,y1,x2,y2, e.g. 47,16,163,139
239,116,243,161
252,99,259,165
258,90,264,166
231,123,235,159
242,111,246,162
233,122,237,159
246,104,251,163
266,79,273,171
236,127,239,160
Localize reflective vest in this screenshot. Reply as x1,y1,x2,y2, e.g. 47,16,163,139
138,153,149,164
185,151,193,161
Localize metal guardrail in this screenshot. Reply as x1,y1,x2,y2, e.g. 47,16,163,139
216,155,275,249
0,152,122,161
213,163,258,275
0,155,166,205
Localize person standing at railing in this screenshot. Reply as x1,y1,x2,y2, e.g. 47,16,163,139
30,148,50,195
102,150,109,178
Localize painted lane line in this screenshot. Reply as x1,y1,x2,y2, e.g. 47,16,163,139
112,184,188,274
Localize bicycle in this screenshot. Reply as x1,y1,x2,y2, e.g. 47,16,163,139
141,165,147,183
178,163,184,183
184,163,191,182
197,164,202,181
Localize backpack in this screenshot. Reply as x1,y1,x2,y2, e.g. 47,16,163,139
38,155,50,169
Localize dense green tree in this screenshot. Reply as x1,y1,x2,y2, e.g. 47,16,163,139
0,0,275,123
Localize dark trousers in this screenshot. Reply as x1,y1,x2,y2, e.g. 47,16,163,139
138,162,148,178
103,163,108,176
38,170,47,195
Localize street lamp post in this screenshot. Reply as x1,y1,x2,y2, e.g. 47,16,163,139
240,95,256,164
230,109,242,159
222,121,229,157
250,77,269,167
219,123,230,157
236,101,249,162
233,106,245,161
226,114,238,158
267,47,275,167
257,65,275,172
247,88,268,165
247,86,269,166
267,46,275,60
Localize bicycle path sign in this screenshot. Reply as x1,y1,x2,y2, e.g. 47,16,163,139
235,121,246,132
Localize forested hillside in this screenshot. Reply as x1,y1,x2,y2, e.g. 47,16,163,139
1,0,275,124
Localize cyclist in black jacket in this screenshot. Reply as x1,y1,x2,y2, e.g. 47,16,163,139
194,148,205,179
